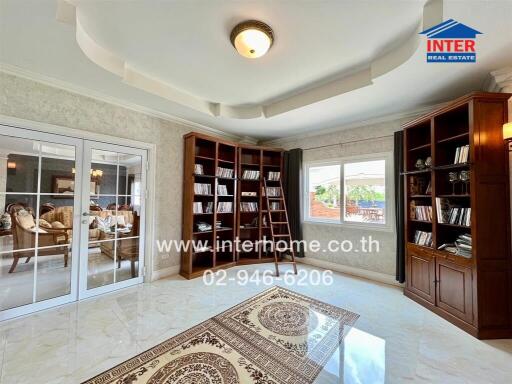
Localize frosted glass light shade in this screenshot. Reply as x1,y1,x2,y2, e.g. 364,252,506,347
231,20,274,59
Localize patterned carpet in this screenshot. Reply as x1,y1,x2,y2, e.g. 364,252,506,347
83,286,359,384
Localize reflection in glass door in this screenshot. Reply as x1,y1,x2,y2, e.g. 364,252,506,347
0,125,81,320
79,141,146,298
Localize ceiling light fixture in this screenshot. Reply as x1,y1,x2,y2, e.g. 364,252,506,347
230,20,274,59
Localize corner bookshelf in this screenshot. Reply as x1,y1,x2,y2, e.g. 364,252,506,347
181,133,284,279
182,134,238,279
402,92,512,339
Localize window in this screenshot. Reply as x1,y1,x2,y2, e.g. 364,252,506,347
304,154,393,228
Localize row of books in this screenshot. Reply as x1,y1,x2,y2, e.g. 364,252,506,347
265,187,280,197
270,202,281,210
194,183,212,195
217,185,229,196
240,202,258,212
193,202,213,214
454,145,470,164
242,170,260,180
413,205,432,222
436,198,471,226
409,177,431,195
438,234,472,258
216,167,234,178
414,230,433,247
194,164,204,175
217,202,233,213
267,171,281,181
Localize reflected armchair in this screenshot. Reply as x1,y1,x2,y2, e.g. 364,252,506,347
10,209,69,273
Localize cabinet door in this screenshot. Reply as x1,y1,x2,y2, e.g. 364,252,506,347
436,259,473,324
407,249,435,304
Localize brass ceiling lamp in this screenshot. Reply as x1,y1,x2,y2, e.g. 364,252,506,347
230,20,274,59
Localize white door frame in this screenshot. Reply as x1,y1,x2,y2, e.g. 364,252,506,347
78,140,147,299
0,115,156,320
0,124,83,321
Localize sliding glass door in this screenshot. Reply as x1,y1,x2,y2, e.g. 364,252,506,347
0,126,82,321
79,141,146,299
0,124,148,319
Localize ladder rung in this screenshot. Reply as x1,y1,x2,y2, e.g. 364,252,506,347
273,234,290,237
268,197,283,200
271,222,287,224
270,210,286,212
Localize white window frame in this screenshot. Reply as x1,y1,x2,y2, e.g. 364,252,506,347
303,152,394,232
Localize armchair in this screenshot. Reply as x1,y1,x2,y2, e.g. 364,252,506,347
10,210,69,273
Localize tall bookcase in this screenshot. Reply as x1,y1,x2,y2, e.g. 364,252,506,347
402,92,512,339
181,133,284,279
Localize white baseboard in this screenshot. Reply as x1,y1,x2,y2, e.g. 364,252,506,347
296,257,403,287
150,265,180,281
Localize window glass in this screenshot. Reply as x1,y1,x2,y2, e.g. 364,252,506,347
307,164,341,221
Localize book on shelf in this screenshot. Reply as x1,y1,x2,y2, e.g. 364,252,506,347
454,144,470,164
265,187,280,197
413,205,432,222
242,170,260,180
194,164,204,175
438,233,472,258
194,183,212,195
216,167,234,178
217,201,233,213
435,198,470,226
217,184,229,196
270,202,281,210
195,222,212,232
414,230,433,247
193,201,213,214
267,171,280,181
241,191,257,197
240,202,258,212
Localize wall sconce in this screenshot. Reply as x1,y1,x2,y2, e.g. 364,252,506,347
503,123,512,151
7,161,16,169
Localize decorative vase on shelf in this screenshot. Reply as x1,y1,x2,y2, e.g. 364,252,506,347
425,156,432,168
415,159,426,170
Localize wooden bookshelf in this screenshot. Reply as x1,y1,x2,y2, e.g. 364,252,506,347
181,133,283,279
402,92,512,339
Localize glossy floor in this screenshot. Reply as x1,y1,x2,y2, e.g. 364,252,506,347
0,264,511,383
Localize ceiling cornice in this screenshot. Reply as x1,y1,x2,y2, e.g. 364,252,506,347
57,0,444,120
261,102,448,147
0,62,256,144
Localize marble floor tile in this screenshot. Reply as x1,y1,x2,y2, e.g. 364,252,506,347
0,263,510,383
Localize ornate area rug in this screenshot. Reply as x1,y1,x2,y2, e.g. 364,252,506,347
83,286,359,384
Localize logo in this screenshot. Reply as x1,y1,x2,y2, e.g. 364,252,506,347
420,19,482,63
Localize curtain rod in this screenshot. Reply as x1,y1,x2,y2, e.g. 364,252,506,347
301,133,393,151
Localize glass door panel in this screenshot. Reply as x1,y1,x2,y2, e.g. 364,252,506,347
79,142,146,298
0,126,81,320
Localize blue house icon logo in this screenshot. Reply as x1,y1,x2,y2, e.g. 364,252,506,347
420,19,482,63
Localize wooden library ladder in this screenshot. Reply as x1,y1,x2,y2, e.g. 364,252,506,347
263,178,298,277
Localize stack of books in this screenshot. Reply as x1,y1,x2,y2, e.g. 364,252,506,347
194,164,204,175
414,205,432,222
242,170,260,180
217,185,229,195
265,187,280,197
241,191,257,197
194,183,212,195
454,145,470,164
217,202,233,213
216,167,234,178
195,222,212,232
414,230,433,247
438,234,472,258
240,202,258,212
267,171,280,181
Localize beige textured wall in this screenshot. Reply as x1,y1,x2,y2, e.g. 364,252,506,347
0,72,225,273
263,119,416,277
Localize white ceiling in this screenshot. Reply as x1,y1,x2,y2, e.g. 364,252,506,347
1,0,511,140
